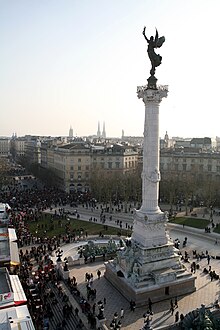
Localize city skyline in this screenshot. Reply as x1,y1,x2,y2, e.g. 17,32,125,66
1,0,220,139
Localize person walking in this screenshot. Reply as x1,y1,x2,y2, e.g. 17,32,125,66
175,311,179,322
97,269,101,279
130,300,136,312
170,299,174,315
148,298,153,313
174,297,178,309
75,307,79,317
207,254,211,265
120,308,124,319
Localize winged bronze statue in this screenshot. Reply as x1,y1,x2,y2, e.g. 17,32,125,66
143,27,165,76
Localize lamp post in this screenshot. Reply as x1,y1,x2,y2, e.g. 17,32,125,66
110,312,122,330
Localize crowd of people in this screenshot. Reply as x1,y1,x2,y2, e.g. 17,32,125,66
2,181,101,329
2,174,220,329
3,179,130,329
18,242,84,329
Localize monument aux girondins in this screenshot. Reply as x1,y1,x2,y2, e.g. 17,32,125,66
105,27,196,305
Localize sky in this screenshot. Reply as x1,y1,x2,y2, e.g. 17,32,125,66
1,0,220,139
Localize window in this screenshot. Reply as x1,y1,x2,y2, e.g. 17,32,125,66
70,166,73,171
86,165,89,171
78,166,81,171
208,165,212,172
78,158,81,163
182,164,187,171
108,162,112,169
217,166,220,172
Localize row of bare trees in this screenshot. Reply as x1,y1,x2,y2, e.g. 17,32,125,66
89,168,220,213
89,170,142,208
6,155,220,212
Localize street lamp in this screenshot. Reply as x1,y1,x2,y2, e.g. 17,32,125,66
110,312,122,329
142,311,153,330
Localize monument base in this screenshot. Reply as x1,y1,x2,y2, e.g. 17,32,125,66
105,210,196,306
105,260,196,306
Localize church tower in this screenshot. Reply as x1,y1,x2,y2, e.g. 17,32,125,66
102,122,106,139
69,126,73,138
97,122,101,138
164,131,169,147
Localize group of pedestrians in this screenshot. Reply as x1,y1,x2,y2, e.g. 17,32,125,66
18,242,84,329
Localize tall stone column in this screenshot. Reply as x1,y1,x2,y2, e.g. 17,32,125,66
138,85,168,214
132,85,169,248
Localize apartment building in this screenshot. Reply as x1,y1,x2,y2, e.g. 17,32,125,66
160,148,220,182
0,138,10,158
40,139,139,193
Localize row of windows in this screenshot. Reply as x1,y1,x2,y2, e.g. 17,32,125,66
172,158,220,164
69,165,90,171
70,172,90,180
161,164,220,172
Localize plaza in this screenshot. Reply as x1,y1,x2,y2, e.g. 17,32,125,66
49,207,220,329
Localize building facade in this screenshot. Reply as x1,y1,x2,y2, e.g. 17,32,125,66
40,139,139,193
0,138,10,158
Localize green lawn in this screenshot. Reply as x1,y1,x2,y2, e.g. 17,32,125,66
28,214,131,238
169,217,210,229
27,214,220,238
213,225,220,234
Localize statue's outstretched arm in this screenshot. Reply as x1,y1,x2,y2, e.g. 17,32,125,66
155,28,158,44
142,26,149,42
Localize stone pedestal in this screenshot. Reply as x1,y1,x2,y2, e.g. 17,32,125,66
105,84,196,305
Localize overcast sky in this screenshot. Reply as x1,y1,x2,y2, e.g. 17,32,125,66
1,0,220,139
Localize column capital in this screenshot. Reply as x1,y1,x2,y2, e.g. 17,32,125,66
137,84,168,104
